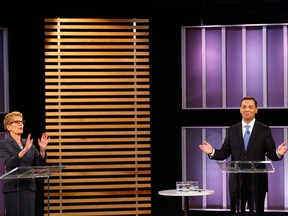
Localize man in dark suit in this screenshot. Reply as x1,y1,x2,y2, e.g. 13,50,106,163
199,96,287,216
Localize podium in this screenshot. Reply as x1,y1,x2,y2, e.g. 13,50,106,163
217,160,275,173
0,165,66,216
217,160,275,215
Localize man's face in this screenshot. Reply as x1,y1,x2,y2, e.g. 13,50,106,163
240,99,258,122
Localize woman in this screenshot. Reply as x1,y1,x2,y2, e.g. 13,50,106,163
0,111,49,216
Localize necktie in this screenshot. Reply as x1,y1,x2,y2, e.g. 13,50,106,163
243,125,250,150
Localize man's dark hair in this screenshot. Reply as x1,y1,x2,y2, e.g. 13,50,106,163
240,96,258,107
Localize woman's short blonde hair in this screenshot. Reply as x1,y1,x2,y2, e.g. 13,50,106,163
3,111,23,131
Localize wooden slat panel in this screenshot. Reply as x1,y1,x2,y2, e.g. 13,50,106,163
45,18,148,22
47,137,150,142
46,24,149,29
46,125,150,130
45,71,150,75
45,52,149,56
45,105,150,109
45,58,149,63
46,197,150,203
46,203,151,210
46,190,151,196
45,65,149,69
47,131,150,135
46,118,150,122
44,18,151,216
45,32,149,36
45,92,150,96
48,177,151,184
47,150,151,156
45,45,149,49
45,38,149,42
46,98,150,102
46,144,151,150
45,111,150,115
46,157,151,162
42,211,151,216
45,84,149,89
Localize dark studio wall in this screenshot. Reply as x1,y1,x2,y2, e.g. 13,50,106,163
1,1,288,216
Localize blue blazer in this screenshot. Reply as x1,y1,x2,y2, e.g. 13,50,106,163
211,121,282,193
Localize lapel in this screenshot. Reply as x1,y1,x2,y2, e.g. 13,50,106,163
8,135,24,151
233,123,246,152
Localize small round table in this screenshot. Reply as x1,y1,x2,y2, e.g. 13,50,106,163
158,189,215,216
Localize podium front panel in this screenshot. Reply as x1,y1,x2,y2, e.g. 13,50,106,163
217,160,275,173
0,165,67,180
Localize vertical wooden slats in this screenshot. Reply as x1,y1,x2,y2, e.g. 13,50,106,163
44,18,151,216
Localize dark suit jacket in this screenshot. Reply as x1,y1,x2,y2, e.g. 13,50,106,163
211,121,281,193
0,134,46,193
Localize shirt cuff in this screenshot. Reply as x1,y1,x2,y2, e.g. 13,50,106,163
209,148,215,158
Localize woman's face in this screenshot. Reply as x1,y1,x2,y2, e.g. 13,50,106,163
6,116,24,136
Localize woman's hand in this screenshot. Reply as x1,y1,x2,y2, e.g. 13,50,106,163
38,132,50,153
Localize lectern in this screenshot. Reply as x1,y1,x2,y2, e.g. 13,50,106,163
0,165,66,216
217,160,274,215
217,160,275,174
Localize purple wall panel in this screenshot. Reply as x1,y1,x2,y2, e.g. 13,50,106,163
0,29,5,112
184,127,286,210
186,128,204,207
205,128,225,207
246,27,264,105
0,133,5,215
226,27,243,107
185,29,203,108
267,27,284,107
206,28,222,108
183,23,288,211
184,24,287,109
267,128,285,209
185,128,226,209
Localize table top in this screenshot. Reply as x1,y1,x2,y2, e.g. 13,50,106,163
158,189,215,197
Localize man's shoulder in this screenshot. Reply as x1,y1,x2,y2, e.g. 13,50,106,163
254,121,269,129
230,122,242,129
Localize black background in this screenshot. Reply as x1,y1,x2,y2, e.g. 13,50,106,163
1,1,288,215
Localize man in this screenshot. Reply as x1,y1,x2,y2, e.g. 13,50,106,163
199,96,287,216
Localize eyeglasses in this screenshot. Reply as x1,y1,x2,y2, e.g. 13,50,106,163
9,120,25,125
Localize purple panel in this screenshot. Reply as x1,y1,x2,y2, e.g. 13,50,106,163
246,27,264,106
186,128,203,207
184,24,287,109
0,133,5,215
226,27,243,107
205,128,225,208
185,127,287,210
185,28,203,108
206,28,222,108
267,128,285,209
267,27,284,107
186,128,225,208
